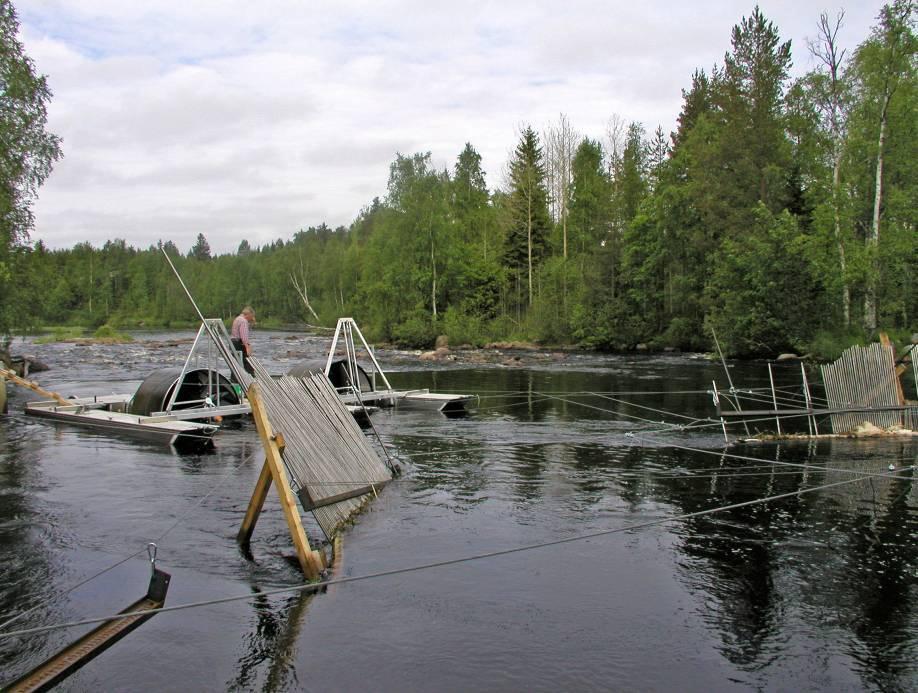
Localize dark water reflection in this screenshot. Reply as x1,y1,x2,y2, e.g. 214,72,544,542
0,331,916,691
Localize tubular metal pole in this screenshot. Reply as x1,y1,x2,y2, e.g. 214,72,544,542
800,362,818,436
712,381,728,444
710,327,750,436
324,319,344,377
350,320,393,391
768,363,782,436
161,247,207,325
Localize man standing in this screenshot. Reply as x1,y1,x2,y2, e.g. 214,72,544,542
231,306,256,375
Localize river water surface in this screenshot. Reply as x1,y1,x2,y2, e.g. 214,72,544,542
1,330,916,691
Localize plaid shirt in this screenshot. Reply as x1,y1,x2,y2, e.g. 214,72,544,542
231,314,250,345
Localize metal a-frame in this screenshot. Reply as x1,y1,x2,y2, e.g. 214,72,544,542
150,318,253,420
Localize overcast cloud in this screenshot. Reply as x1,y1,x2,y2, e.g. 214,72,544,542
17,0,887,254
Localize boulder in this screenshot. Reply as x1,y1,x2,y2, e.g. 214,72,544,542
11,356,49,376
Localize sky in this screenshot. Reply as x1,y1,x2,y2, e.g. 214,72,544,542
16,0,888,255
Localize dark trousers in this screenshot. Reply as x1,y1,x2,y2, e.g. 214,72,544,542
231,338,254,376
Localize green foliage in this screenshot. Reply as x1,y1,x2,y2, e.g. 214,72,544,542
440,307,489,347
93,324,133,342
12,5,915,361
188,233,212,261
662,317,708,352
806,328,871,362
34,326,84,343
568,138,612,255
390,311,437,348
704,206,824,357
0,0,62,337
528,256,578,343
504,126,551,307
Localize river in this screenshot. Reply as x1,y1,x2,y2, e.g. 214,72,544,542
1,330,916,691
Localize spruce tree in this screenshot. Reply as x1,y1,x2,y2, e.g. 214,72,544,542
504,126,551,306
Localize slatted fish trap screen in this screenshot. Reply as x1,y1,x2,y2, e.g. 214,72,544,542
820,342,901,433
248,357,392,539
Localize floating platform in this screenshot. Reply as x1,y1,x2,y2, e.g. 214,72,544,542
25,395,217,449
337,387,475,414
293,318,477,416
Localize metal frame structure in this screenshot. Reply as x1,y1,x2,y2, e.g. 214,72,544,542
321,318,474,414
325,318,393,395
151,318,253,420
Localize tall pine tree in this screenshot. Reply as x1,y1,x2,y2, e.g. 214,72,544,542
504,126,551,306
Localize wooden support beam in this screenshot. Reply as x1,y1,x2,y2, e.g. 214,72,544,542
0,367,69,406
246,382,323,579
879,333,906,405
297,483,385,512
237,459,273,545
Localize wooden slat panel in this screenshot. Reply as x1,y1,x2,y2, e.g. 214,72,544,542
820,343,904,433
248,358,391,539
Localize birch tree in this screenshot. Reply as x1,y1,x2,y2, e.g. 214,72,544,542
543,113,578,258
850,0,915,330
808,10,852,325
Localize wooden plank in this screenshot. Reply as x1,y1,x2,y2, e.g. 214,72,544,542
880,333,906,406
236,460,273,545
0,367,69,405
298,483,385,511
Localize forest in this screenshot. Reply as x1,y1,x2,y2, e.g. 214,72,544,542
1,3,915,357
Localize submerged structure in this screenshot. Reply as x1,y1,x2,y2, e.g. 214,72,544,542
238,357,396,577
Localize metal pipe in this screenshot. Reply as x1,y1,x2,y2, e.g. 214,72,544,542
768,363,781,436
710,328,749,436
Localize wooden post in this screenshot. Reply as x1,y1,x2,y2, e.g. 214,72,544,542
245,382,323,579
0,367,69,405
879,333,906,405
237,460,273,545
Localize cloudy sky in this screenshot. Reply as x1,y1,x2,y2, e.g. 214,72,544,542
17,0,886,255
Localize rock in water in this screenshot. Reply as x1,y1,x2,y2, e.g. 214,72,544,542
11,356,50,377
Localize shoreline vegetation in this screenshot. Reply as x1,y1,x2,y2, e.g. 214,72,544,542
33,324,134,345
18,322,916,367
2,5,915,366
